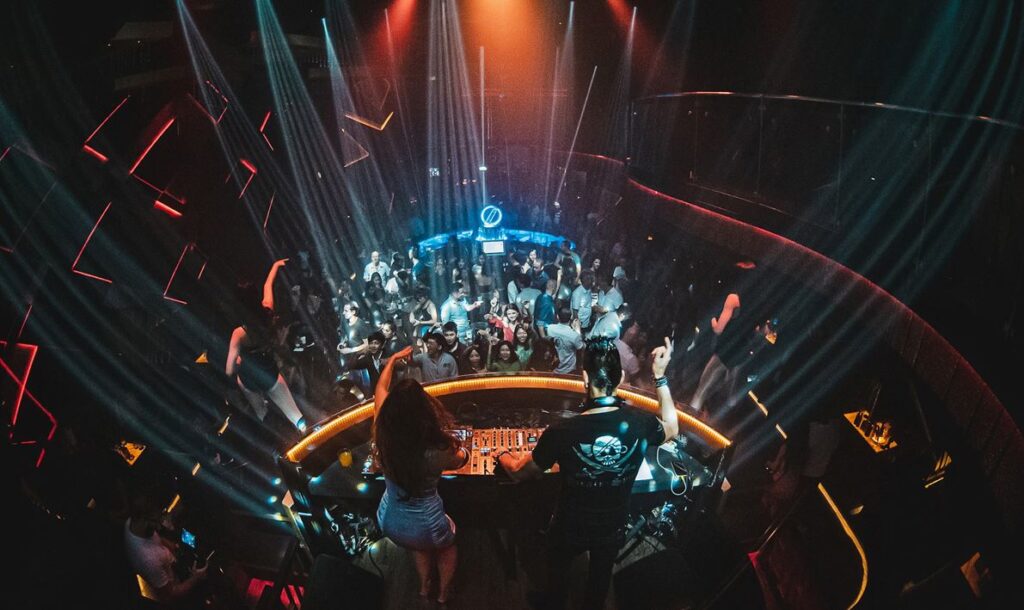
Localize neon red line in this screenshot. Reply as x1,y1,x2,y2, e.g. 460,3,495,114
35,449,46,468
85,96,130,142
129,117,175,174
71,270,113,283
197,260,207,280
260,111,275,150
163,244,190,304
239,174,254,198
132,176,185,206
0,342,37,427
82,144,109,163
153,200,183,218
71,201,114,284
16,303,32,340
263,192,275,229
238,159,257,199
0,146,10,162
204,80,229,124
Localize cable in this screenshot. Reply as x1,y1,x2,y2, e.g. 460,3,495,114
656,445,690,497
365,541,385,580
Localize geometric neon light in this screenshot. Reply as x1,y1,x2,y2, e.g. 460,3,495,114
71,201,114,284
82,96,130,164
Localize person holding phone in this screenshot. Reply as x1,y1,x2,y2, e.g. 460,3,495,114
125,494,208,604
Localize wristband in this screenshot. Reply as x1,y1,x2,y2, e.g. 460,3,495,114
654,376,668,388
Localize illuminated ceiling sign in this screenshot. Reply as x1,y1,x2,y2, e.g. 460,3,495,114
480,205,503,228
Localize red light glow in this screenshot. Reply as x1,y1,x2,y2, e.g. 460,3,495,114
129,117,176,175
71,201,114,284
236,159,257,199
82,96,130,163
153,200,183,218
188,80,229,124
0,341,38,427
163,244,191,305
259,110,275,150
81,144,110,163
263,192,275,230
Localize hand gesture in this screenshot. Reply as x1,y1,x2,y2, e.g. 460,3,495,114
571,318,581,333
651,337,674,379
391,345,414,363
191,561,209,581
272,258,289,268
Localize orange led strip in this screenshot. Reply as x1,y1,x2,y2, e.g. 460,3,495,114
818,482,869,608
285,375,730,462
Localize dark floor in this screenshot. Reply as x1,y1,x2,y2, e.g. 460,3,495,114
352,527,703,610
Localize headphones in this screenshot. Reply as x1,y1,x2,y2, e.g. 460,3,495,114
588,395,623,408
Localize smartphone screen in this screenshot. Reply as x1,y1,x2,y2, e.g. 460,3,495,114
180,529,197,549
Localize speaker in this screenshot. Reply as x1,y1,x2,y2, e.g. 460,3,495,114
302,554,384,610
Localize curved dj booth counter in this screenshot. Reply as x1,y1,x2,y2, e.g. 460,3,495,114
278,373,732,555
286,373,730,466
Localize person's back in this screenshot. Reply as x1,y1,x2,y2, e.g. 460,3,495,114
498,337,678,609
374,379,467,603
547,308,584,373
534,400,663,541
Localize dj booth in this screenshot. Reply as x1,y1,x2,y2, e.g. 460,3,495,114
277,374,732,558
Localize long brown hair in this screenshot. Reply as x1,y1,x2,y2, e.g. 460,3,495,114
372,379,458,494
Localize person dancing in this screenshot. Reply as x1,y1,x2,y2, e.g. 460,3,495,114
373,347,467,604
226,258,306,431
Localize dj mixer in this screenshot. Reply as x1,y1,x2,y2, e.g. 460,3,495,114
446,427,548,475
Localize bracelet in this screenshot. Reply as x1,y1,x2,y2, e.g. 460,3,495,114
654,376,668,388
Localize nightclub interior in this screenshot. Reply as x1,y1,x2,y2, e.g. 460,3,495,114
3,1,1023,609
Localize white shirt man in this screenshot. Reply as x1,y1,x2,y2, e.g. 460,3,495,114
514,287,542,317
546,309,584,374
363,251,391,283
589,303,630,341
571,271,598,329
598,284,623,313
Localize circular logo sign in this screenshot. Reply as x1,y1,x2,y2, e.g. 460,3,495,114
480,205,503,228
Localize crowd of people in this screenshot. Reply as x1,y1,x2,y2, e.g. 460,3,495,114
224,232,679,430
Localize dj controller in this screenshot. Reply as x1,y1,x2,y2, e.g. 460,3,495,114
447,427,549,475
362,427,550,477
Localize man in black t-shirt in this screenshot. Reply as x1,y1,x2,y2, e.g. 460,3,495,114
500,337,678,609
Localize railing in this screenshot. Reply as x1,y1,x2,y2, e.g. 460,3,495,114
628,91,1022,237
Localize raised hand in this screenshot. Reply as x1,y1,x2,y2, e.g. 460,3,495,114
391,345,414,363
651,337,674,379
